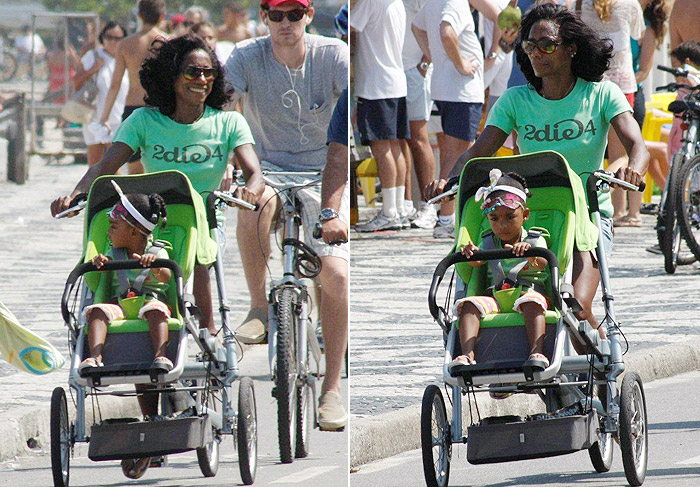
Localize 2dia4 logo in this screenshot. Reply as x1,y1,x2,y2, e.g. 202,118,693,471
152,144,225,163
523,119,597,143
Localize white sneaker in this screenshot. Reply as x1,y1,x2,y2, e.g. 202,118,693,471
355,213,402,232
433,223,455,239
405,206,418,221
412,204,438,229
399,214,411,229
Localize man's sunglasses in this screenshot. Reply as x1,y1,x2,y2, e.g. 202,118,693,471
521,37,562,55
181,65,218,81
266,8,308,22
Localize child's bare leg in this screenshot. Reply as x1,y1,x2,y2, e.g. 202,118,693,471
87,309,108,362
520,302,545,356
457,302,481,361
144,310,169,358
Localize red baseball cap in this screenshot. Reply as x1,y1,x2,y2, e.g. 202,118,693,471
171,13,185,25
261,0,311,7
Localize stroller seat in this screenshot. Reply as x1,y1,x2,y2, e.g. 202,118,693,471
448,153,579,382
71,171,217,387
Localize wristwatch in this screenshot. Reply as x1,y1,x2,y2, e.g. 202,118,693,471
419,61,430,71
319,208,339,222
486,51,498,60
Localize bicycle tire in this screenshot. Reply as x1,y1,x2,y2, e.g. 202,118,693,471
676,154,700,260
237,377,258,485
658,159,686,273
275,287,298,464
50,387,70,487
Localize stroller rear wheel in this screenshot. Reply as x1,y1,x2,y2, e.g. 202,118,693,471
50,387,71,487
421,385,451,487
619,372,648,486
237,377,258,485
588,428,614,473
196,386,221,477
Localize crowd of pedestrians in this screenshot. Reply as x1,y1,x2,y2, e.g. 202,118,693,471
350,0,700,245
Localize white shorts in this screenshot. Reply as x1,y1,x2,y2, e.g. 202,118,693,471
262,161,349,262
483,52,514,98
405,66,432,122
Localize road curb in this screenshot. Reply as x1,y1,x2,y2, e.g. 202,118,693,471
0,394,141,462
350,339,700,468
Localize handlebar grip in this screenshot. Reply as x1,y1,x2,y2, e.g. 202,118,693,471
658,65,682,76
638,181,646,192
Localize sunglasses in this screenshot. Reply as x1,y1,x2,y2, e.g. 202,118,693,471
181,65,217,81
102,34,124,41
109,204,149,235
266,8,308,22
521,37,562,55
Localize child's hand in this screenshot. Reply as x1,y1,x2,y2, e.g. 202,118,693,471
91,254,109,269
460,241,479,258
132,252,156,267
505,241,531,256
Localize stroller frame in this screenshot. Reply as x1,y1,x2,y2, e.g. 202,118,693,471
50,171,257,487
424,152,648,487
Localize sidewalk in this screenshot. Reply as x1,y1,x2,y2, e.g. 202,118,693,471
0,157,258,461
349,204,700,467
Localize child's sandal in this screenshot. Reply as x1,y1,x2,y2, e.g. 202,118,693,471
152,356,173,371
524,353,550,370
448,355,476,371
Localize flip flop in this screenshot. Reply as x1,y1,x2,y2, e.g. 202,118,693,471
78,357,103,374
152,356,173,371
448,355,476,371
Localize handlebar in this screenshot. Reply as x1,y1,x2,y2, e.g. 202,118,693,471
426,176,460,205
592,170,645,192
212,190,258,211
61,258,185,328
428,248,562,330
260,170,322,190
54,194,87,219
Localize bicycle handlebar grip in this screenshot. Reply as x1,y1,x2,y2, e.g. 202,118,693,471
658,65,683,76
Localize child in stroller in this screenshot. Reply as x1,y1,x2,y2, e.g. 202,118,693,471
450,170,551,376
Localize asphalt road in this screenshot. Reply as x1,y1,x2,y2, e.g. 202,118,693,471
350,371,700,487
0,345,348,487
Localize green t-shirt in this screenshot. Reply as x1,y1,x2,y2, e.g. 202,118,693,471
480,228,550,289
106,243,170,300
486,78,632,217
113,106,255,194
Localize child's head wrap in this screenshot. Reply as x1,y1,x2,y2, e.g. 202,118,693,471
110,180,157,232
475,169,529,215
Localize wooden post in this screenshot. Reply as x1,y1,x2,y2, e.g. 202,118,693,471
7,93,27,184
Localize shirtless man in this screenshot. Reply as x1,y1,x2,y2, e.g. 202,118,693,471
218,2,252,43
100,0,168,175
669,0,700,49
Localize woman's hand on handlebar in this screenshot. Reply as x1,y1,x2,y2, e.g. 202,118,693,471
613,167,644,190
51,193,82,218
232,185,260,208
424,178,449,202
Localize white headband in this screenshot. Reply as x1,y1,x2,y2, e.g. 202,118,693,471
475,168,528,203
110,180,156,232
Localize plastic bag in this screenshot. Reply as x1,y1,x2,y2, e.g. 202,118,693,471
0,301,65,375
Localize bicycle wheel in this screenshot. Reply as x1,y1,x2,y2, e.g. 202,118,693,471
237,377,258,485
50,387,70,487
275,287,298,463
676,154,700,260
295,350,312,458
196,385,221,477
658,160,688,273
421,385,451,487
619,372,648,486
0,51,18,82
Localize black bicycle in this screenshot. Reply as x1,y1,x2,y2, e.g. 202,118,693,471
653,66,700,273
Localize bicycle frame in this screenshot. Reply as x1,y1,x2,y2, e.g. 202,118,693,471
263,172,323,404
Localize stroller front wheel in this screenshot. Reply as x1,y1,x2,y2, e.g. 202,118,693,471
619,372,648,486
50,387,71,487
421,385,451,487
237,377,258,485
588,427,614,473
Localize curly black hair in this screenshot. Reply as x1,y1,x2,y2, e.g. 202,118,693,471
515,3,613,91
125,193,168,231
140,34,232,117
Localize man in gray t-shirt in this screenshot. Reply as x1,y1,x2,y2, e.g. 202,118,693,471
224,0,349,432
